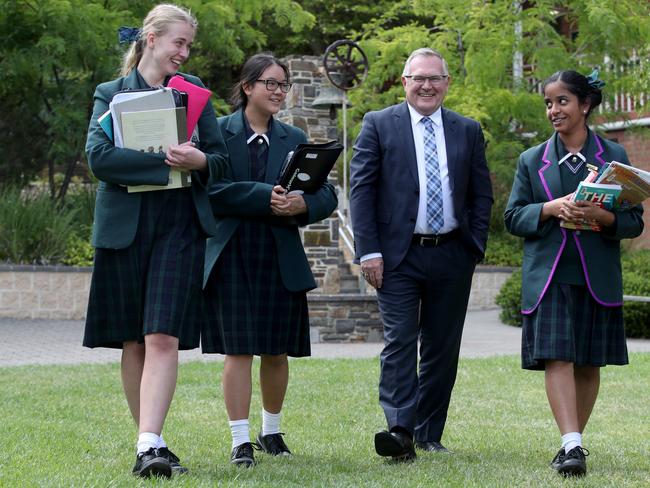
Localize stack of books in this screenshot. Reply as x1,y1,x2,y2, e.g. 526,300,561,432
561,161,650,231
99,75,211,192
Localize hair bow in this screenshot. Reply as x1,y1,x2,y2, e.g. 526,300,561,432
586,68,605,89
118,26,141,44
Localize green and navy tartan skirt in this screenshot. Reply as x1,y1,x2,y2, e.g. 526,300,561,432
83,188,206,350
522,282,628,370
202,220,311,357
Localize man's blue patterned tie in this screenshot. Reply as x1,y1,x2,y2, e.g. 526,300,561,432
422,117,444,233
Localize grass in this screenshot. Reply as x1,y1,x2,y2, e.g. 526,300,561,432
1,355,649,487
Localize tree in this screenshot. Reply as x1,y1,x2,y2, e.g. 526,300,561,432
0,0,314,199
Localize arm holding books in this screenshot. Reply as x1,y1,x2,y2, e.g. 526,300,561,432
86,82,171,186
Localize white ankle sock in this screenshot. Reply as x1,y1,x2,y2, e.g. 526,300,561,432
262,409,282,436
137,432,160,454
157,435,167,449
561,432,582,453
229,419,250,449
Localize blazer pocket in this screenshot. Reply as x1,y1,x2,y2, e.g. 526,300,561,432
91,190,139,249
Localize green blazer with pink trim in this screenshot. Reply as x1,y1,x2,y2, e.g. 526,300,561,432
504,130,644,313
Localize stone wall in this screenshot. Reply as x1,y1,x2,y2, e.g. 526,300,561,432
277,55,344,292
0,266,515,342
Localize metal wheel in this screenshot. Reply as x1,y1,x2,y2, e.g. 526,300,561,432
323,40,369,91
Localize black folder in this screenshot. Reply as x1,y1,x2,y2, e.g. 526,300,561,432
277,141,343,193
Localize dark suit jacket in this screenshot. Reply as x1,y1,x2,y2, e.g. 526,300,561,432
504,131,644,313
85,70,228,249
203,110,338,292
349,102,493,271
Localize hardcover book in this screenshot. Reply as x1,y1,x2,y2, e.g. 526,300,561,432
595,161,650,209
120,107,191,193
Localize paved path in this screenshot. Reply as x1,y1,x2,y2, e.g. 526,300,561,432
1,309,649,367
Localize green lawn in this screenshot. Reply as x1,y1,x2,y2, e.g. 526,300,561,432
1,354,649,487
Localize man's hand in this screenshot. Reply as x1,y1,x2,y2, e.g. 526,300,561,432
361,257,384,289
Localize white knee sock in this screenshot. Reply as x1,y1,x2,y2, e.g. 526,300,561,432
229,419,250,449
157,435,167,449
561,432,582,453
137,432,160,454
262,409,282,436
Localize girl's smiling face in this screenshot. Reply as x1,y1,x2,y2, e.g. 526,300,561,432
543,81,591,136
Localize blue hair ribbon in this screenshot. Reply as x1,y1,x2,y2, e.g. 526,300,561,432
586,68,605,89
118,26,141,44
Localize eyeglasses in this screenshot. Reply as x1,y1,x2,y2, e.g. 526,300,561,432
404,75,449,85
256,79,293,93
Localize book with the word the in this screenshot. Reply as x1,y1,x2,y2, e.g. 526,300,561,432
560,181,622,231
594,161,650,210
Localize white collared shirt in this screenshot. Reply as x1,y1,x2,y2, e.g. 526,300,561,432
407,103,458,234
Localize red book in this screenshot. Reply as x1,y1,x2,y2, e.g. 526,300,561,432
168,75,212,138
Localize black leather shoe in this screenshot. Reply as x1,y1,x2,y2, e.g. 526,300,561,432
257,432,292,456
558,446,588,477
132,448,172,478
550,448,565,471
231,442,259,467
415,441,452,453
158,447,188,474
374,429,416,462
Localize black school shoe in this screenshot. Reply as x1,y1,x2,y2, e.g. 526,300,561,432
550,448,565,471
132,448,172,478
231,442,260,467
158,447,188,474
557,446,589,477
374,428,416,463
257,432,292,456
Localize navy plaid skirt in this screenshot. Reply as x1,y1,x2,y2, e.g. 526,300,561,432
202,220,310,357
522,283,628,370
84,188,206,350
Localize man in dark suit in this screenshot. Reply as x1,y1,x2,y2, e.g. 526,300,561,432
349,48,493,461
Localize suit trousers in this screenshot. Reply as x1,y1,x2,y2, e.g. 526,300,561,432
376,238,476,442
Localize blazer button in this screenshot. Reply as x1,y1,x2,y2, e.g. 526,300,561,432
410,218,415,222
414,190,419,195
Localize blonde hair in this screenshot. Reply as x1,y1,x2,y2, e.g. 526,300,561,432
120,4,198,76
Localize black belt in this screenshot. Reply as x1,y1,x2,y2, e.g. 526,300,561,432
412,230,459,247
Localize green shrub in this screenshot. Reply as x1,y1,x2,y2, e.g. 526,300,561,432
495,269,522,327
621,250,650,338
62,231,94,267
0,186,79,265
495,250,650,338
484,232,522,266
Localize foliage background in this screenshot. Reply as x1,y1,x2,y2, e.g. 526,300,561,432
0,0,649,266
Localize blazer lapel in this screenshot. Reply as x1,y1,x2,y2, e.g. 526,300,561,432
224,110,250,181
441,108,457,193
394,102,419,188
265,120,290,184
538,133,562,201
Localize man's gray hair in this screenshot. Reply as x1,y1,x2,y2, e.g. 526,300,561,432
402,48,449,76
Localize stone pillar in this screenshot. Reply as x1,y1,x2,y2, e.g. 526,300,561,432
278,55,342,293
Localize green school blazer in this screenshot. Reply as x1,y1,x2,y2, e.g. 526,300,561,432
85,70,228,249
203,110,338,292
504,131,644,313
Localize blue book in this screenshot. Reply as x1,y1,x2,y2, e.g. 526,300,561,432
98,109,113,142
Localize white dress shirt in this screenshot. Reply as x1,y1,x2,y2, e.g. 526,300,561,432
407,103,458,234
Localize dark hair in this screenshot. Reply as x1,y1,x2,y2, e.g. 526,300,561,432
229,53,290,110
541,70,603,118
